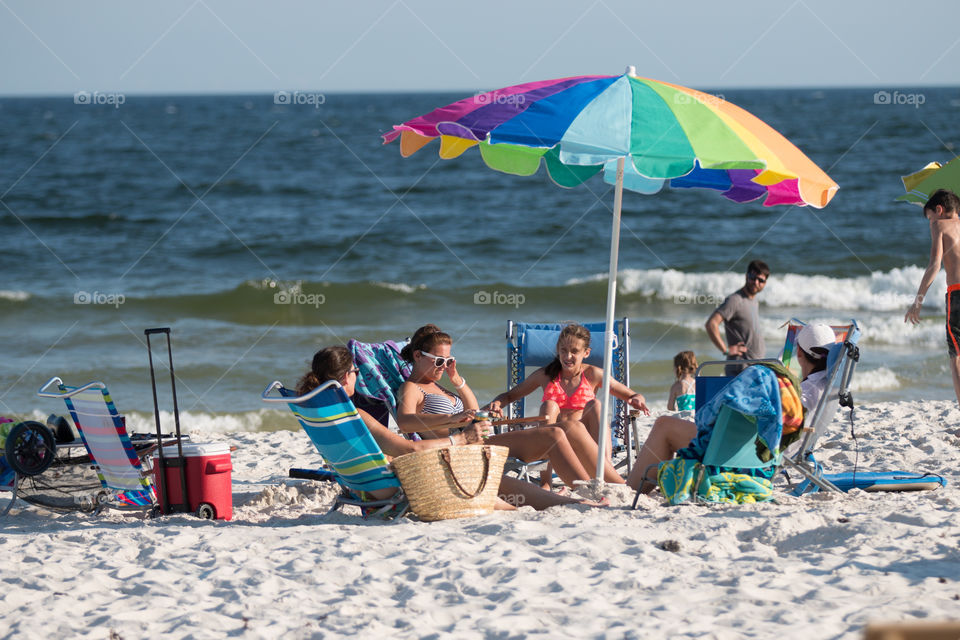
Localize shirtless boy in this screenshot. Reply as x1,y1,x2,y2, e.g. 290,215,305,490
905,188,960,404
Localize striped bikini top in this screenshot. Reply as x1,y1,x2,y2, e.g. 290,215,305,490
417,385,464,415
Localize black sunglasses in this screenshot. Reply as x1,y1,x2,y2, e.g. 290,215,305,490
748,273,767,284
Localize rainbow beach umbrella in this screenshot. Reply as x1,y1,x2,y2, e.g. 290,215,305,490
384,67,838,481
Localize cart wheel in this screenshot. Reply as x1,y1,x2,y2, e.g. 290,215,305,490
4,421,56,476
195,503,215,520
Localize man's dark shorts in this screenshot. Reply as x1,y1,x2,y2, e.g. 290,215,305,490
947,285,960,357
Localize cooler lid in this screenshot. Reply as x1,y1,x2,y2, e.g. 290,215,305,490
157,442,230,457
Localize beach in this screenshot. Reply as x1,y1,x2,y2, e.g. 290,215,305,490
4,399,958,639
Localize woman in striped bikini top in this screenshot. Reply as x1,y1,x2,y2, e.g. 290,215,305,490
394,324,602,491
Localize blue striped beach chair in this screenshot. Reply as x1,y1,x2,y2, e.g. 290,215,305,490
262,379,407,518
37,377,156,510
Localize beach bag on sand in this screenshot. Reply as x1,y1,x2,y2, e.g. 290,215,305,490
391,444,508,521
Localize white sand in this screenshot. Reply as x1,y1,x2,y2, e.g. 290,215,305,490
3,400,959,639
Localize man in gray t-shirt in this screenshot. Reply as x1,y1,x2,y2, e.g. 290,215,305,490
705,260,769,375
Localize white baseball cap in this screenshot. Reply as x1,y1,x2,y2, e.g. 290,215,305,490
797,323,836,359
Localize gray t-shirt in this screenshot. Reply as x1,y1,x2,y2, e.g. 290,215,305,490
715,288,765,361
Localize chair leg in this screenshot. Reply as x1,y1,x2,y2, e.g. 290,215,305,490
1,474,19,516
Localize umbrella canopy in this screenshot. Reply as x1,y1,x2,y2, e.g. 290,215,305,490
384,71,838,207
898,157,960,205
384,68,838,482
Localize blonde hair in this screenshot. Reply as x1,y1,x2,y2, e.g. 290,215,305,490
673,350,697,379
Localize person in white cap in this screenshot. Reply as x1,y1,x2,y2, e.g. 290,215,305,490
795,322,838,413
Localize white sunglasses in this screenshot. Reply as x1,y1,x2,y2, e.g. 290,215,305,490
420,350,455,368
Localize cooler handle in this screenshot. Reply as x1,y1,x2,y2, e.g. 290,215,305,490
206,461,232,474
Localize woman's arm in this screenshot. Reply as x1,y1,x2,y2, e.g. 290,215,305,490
359,408,483,457
445,361,479,411
585,366,651,415
484,369,548,416
395,381,474,434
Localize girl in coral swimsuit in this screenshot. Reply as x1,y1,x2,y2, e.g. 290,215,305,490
486,323,650,486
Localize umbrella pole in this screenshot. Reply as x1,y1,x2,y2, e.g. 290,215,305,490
596,156,625,483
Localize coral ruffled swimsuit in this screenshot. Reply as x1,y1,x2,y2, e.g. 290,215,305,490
541,371,596,411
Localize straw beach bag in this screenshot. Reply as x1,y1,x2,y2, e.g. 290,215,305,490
391,444,508,521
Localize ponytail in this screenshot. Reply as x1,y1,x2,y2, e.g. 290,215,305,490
296,346,354,396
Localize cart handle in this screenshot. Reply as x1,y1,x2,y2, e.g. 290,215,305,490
37,376,107,398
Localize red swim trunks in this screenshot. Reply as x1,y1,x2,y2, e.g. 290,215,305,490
947,284,960,357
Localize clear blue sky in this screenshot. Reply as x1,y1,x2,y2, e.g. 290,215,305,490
1,0,958,96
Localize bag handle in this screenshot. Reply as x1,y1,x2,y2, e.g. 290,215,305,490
440,446,491,498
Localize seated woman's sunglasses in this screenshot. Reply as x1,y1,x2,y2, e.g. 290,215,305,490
420,350,455,367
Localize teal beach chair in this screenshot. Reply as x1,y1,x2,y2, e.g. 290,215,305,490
261,379,408,518
653,364,786,505
36,377,157,511
506,319,637,475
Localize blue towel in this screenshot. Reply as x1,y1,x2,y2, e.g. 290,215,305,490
347,339,411,413
678,365,783,469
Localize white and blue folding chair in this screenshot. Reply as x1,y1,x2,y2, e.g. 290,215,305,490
262,379,408,518
505,319,636,475
37,377,157,511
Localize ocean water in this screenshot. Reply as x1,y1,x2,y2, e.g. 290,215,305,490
1,86,958,432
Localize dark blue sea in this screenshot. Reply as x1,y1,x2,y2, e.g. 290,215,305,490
1,87,958,430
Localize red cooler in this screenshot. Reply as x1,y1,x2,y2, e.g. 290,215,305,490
153,443,233,520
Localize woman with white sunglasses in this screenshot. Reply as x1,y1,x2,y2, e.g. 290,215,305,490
396,324,595,490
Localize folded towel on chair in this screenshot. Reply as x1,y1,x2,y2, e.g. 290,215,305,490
347,339,412,413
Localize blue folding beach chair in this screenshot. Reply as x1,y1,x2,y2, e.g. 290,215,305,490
37,377,157,511
505,319,637,476
261,379,408,518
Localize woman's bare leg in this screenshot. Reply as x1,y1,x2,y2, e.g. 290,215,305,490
626,416,697,493
536,401,562,488
485,427,590,488
497,475,600,509
539,400,560,424
579,399,617,471
551,419,625,484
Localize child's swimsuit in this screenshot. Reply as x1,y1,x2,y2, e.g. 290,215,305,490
541,372,596,411
675,379,696,412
